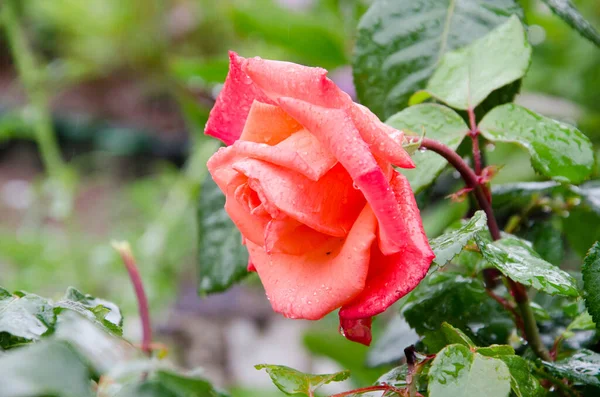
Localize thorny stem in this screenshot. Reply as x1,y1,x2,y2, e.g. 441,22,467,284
112,241,153,357
416,137,552,362
468,107,483,175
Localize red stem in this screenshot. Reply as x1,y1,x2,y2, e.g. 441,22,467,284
468,107,482,175
419,137,501,239
328,384,405,397
113,242,153,356
417,137,552,362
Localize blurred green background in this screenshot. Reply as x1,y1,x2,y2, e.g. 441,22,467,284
0,0,598,393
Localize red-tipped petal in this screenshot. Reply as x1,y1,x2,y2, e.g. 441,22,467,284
340,172,434,319
205,52,274,145
339,317,372,346
243,57,349,108
278,97,407,255
350,104,415,169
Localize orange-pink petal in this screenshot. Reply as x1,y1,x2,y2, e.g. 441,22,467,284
247,205,377,320
277,97,408,255
232,159,365,237
339,172,434,319
239,101,302,145
234,129,337,181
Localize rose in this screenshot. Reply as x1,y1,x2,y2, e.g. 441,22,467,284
206,52,434,345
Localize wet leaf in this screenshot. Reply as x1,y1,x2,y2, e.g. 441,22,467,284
543,349,600,387
403,272,513,348
428,344,511,397
353,0,523,119
415,16,531,110
255,364,349,396
386,104,468,193
499,355,545,397
429,211,487,267
583,242,600,330
475,234,579,297
541,0,600,47
197,172,249,294
0,340,94,397
479,104,594,184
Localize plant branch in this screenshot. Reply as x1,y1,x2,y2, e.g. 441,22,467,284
328,384,406,397
416,137,552,362
468,107,482,175
112,241,152,357
2,1,65,177
418,137,501,239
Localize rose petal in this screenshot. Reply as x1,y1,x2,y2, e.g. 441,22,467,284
232,159,365,237
205,52,274,145
243,57,349,108
242,56,413,168
339,172,434,319
339,317,372,346
234,129,338,181
277,98,408,255
264,216,331,255
207,146,269,246
248,205,377,320
239,101,302,145
350,104,415,169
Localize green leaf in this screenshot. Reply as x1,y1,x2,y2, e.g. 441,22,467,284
0,340,94,397
541,0,600,47
55,286,123,336
543,349,600,387
423,323,476,353
499,355,545,397
255,364,350,396
525,221,564,266
402,272,513,347
198,172,249,294
416,16,530,110
475,234,579,297
565,311,596,337
475,345,515,358
0,287,124,349
373,365,409,389
386,104,468,193
428,344,511,397
491,181,561,214
152,370,227,397
353,0,523,119
0,290,55,344
231,0,347,68
429,211,487,267
583,242,600,330
479,104,594,184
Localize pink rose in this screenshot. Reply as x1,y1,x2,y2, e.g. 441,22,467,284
206,52,434,345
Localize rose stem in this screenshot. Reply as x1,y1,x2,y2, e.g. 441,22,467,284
112,241,153,357
467,107,500,285
417,137,552,361
467,107,482,175
328,384,406,397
